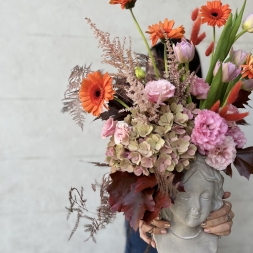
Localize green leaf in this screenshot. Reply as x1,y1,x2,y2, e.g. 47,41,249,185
222,75,242,106
205,14,233,85
226,0,247,55
204,65,223,109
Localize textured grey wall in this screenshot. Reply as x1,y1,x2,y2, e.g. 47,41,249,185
1,0,253,253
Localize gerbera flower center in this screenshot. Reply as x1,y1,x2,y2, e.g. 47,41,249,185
95,89,101,98
211,12,219,17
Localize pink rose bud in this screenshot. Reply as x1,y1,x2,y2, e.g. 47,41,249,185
190,76,210,99
241,79,253,91
173,38,195,63
144,79,175,104
101,118,117,139
242,13,253,33
213,60,241,83
230,48,248,67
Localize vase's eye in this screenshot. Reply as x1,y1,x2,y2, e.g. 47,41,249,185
180,193,191,200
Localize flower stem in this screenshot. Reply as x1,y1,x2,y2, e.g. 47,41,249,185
164,43,168,75
211,27,216,60
114,97,129,109
233,29,247,43
129,8,160,79
184,62,192,103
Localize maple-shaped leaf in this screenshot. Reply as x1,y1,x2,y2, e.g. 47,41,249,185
107,172,158,231
135,175,158,192
143,190,172,224
223,164,233,178
233,147,253,180
232,90,251,108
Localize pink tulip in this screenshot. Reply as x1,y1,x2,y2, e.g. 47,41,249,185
173,39,195,63
213,60,241,83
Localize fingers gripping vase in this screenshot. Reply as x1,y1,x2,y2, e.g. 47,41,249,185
154,154,224,253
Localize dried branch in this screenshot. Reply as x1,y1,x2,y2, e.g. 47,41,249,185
66,174,116,242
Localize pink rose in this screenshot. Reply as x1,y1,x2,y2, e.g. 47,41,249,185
190,76,210,99
191,110,228,152
114,122,131,145
205,136,236,170
101,118,117,139
144,79,175,104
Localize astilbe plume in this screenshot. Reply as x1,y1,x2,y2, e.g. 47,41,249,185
164,40,194,104
86,18,159,120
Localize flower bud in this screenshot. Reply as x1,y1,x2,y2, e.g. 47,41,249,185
135,67,146,79
213,60,241,83
230,48,248,66
173,39,195,63
241,79,253,91
242,13,253,33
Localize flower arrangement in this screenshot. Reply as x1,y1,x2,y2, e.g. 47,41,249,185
63,0,253,240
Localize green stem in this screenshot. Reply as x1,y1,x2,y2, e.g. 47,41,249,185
114,97,129,109
185,62,192,103
129,8,160,79
164,43,168,75
211,27,216,60
233,29,247,43
185,62,189,73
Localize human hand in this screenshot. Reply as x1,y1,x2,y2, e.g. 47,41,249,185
139,191,234,247
200,191,234,236
139,218,169,248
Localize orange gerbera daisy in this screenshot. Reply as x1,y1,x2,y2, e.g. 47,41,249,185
241,55,253,79
146,18,185,46
109,0,136,9
79,71,115,116
199,0,231,28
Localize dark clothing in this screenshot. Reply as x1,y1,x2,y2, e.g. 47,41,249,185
124,221,157,253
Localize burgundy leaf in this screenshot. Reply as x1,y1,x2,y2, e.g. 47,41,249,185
233,147,253,180
95,106,128,121
135,175,157,192
143,190,172,224
232,90,251,109
123,187,155,230
223,164,232,178
107,172,157,231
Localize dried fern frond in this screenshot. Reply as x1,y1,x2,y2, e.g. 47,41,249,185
62,65,93,129
62,91,86,130
66,174,115,242
65,65,92,95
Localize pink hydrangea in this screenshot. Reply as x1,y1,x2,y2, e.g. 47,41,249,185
191,110,228,152
114,122,131,145
226,125,247,148
205,136,236,170
190,76,210,99
144,79,175,104
101,118,117,139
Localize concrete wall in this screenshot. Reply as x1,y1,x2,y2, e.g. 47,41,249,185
1,0,253,252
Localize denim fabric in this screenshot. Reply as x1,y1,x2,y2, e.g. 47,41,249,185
124,221,158,253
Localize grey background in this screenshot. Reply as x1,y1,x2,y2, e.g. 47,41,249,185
1,0,253,252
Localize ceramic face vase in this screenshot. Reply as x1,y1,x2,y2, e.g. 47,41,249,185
154,154,224,253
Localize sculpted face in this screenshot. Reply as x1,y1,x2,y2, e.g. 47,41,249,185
170,170,214,227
